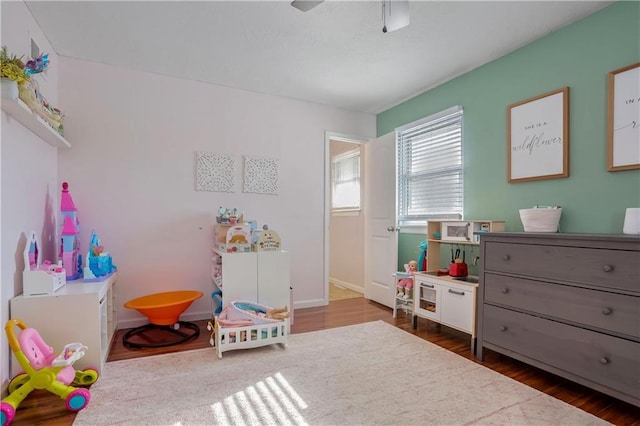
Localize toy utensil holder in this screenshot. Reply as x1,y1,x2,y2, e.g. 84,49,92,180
23,231,66,296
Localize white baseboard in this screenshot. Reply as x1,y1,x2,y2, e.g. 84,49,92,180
292,298,327,309
329,278,364,294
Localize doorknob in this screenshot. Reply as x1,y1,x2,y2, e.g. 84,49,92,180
387,226,399,232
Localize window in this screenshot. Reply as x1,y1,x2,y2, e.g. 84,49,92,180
397,106,463,225
331,148,360,210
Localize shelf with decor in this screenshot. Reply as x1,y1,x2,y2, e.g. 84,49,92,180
1,95,70,148
426,220,505,274
210,220,291,318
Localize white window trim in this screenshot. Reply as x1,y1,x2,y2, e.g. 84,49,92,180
396,105,464,225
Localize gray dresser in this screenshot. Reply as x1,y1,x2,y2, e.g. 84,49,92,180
476,232,640,407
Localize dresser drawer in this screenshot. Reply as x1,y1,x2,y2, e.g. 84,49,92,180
482,304,640,400
484,242,640,292
484,273,640,339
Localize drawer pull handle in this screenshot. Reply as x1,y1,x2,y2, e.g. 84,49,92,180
599,357,609,365
500,325,508,332
603,265,613,272
448,289,465,296
503,255,510,261
501,288,509,294
422,284,435,289
602,307,612,315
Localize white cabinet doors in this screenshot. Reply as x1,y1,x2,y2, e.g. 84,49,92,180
440,282,475,333
257,251,290,309
218,252,258,304
218,251,290,310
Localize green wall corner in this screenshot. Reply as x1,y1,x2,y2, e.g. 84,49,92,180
379,2,640,240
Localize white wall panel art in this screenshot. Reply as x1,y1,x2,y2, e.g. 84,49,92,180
243,156,279,195
195,151,236,192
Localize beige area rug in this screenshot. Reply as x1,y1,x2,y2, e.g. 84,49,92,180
329,283,362,301
73,321,608,426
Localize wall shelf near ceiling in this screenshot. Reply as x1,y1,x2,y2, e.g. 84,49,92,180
1,96,71,149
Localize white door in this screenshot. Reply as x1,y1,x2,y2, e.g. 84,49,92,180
364,131,397,308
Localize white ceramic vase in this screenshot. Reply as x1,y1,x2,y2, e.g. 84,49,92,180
1,78,19,100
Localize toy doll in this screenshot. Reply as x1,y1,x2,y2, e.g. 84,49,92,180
397,260,418,299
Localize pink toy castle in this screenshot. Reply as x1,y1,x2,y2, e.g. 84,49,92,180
59,182,81,280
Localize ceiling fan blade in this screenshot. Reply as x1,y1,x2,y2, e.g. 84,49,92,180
290,0,325,12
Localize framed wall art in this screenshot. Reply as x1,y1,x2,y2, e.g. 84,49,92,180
607,62,640,171
507,87,569,183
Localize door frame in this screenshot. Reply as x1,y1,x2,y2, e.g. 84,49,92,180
324,131,368,304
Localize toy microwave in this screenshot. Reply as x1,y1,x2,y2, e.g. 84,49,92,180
441,221,473,242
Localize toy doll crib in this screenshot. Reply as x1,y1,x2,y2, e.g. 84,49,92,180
208,301,288,359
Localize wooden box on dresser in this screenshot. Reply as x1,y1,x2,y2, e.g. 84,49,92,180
476,233,640,407
10,273,118,376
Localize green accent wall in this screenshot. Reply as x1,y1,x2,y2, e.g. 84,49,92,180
379,2,640,239
398,233,425,270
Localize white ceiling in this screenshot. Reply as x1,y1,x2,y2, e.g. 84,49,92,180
25,0,612,114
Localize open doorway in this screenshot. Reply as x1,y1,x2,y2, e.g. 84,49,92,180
324,133,367,303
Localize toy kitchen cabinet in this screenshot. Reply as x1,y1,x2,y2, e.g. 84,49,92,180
413,272,478,350
412,220,504,353
10,273,117,376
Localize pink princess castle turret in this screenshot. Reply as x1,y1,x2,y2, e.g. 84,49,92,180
59,182,81,280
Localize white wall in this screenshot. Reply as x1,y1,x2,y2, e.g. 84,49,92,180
57,57,375,328
1,0,60,392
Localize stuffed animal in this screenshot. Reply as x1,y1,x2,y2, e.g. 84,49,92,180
265,306,290,320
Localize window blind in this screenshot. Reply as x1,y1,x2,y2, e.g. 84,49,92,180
397,106,463,225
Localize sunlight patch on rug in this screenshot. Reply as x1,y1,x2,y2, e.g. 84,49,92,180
210,373,308,425
73,321,609,426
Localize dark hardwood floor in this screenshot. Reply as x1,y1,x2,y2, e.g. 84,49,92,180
7,297,640,425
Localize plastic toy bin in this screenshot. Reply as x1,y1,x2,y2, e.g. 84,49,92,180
88,256,113,277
